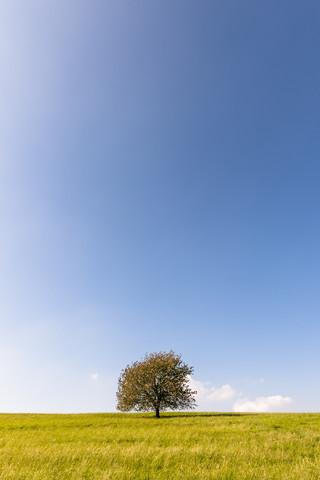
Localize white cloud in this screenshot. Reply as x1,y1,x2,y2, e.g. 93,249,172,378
91,373,99,381
189,377,236,402
233,395,292,413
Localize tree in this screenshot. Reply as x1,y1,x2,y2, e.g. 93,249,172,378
116,350,197,418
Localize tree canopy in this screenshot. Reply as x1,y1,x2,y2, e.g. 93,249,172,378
116,351,197,418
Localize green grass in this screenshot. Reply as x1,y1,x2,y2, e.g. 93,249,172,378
0,412,319,479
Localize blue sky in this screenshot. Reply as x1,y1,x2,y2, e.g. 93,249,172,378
1,0,320,412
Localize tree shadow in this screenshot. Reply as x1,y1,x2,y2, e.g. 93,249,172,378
162,413,254,418
141,412,255,419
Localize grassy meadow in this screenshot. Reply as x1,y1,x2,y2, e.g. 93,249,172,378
0,412,319,479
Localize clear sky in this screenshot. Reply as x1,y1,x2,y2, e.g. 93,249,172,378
1,0,320,413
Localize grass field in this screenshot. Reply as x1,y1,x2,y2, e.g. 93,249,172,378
0,412,319,479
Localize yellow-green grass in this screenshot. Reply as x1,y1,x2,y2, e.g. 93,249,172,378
0,412,319,479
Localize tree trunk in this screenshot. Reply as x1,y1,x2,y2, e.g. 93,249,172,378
156,407,160,418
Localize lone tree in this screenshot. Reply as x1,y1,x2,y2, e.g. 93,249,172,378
116,350,197,418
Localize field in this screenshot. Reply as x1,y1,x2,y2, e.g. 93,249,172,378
0,412,319,479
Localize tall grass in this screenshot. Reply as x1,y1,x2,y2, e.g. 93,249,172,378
0,412,319,479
